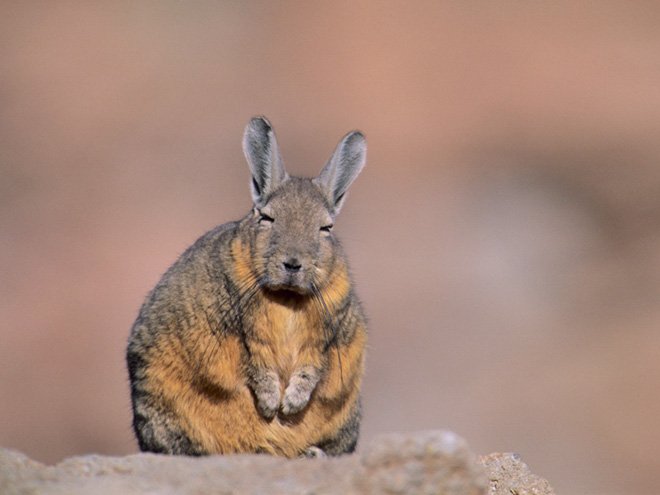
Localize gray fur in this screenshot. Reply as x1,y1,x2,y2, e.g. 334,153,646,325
242,116,288,206
317,398,361,455
281,366,321,415
314,130,366,213
302,446,327,458
132,397,205,455
248,368,282,420
127,117,367,457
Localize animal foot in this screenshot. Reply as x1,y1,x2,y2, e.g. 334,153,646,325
281,384,312,415
281,368,319,415
250,370,281,419
256,389,280,419
302,446,327,458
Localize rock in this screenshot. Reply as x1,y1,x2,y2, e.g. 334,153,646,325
358,430,486,495
0,431,554,495
479,453,555,495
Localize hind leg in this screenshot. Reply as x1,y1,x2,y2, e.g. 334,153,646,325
313,399,361,456
131,391,205,455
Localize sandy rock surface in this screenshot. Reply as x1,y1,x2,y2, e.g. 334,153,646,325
0,431,553,495
479,453,555,495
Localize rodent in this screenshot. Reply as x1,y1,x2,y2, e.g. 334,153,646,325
126,116,368,457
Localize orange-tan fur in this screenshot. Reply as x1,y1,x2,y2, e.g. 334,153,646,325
136,236,365,457
127,116,367,457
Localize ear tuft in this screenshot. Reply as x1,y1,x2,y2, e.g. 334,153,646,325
314,130,366,213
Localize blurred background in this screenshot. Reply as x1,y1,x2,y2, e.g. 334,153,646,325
2,2,660,494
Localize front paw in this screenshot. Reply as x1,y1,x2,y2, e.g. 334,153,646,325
256,387,281,419
251,371,281,419
281,384,312,415
281,369,319,415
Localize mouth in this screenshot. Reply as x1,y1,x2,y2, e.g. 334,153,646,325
262,284,313,303
262,273,312,295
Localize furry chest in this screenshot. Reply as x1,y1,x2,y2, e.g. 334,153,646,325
251,300,321,378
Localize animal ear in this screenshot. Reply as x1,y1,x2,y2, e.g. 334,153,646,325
242,116,288,206
314,130,366,214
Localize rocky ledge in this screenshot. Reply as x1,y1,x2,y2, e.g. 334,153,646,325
0,430,554,494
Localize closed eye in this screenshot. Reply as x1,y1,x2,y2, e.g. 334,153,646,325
258,212,274,224
320,224,333,232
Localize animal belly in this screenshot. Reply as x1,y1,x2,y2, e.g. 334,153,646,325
177,372,354,457
165,309,345,456
178,382,326,457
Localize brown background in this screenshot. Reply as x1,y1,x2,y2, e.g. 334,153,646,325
2,2,660,494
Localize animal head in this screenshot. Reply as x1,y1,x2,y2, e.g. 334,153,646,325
241,116,366,295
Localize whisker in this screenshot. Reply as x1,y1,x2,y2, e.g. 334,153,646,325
193,266,264,376
311,280,344,388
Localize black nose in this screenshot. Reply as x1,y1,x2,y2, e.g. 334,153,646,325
283,258,302,273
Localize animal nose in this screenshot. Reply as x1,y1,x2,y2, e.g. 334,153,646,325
283,258,302,273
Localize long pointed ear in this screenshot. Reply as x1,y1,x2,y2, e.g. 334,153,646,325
242,116,288,206
314,130,366,214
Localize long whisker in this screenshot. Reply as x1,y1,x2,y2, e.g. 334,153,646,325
311,280,344,388
309,281,333,347
193,266,264,376
222,269,265,356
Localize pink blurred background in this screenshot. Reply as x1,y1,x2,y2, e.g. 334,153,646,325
2,2,660,494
